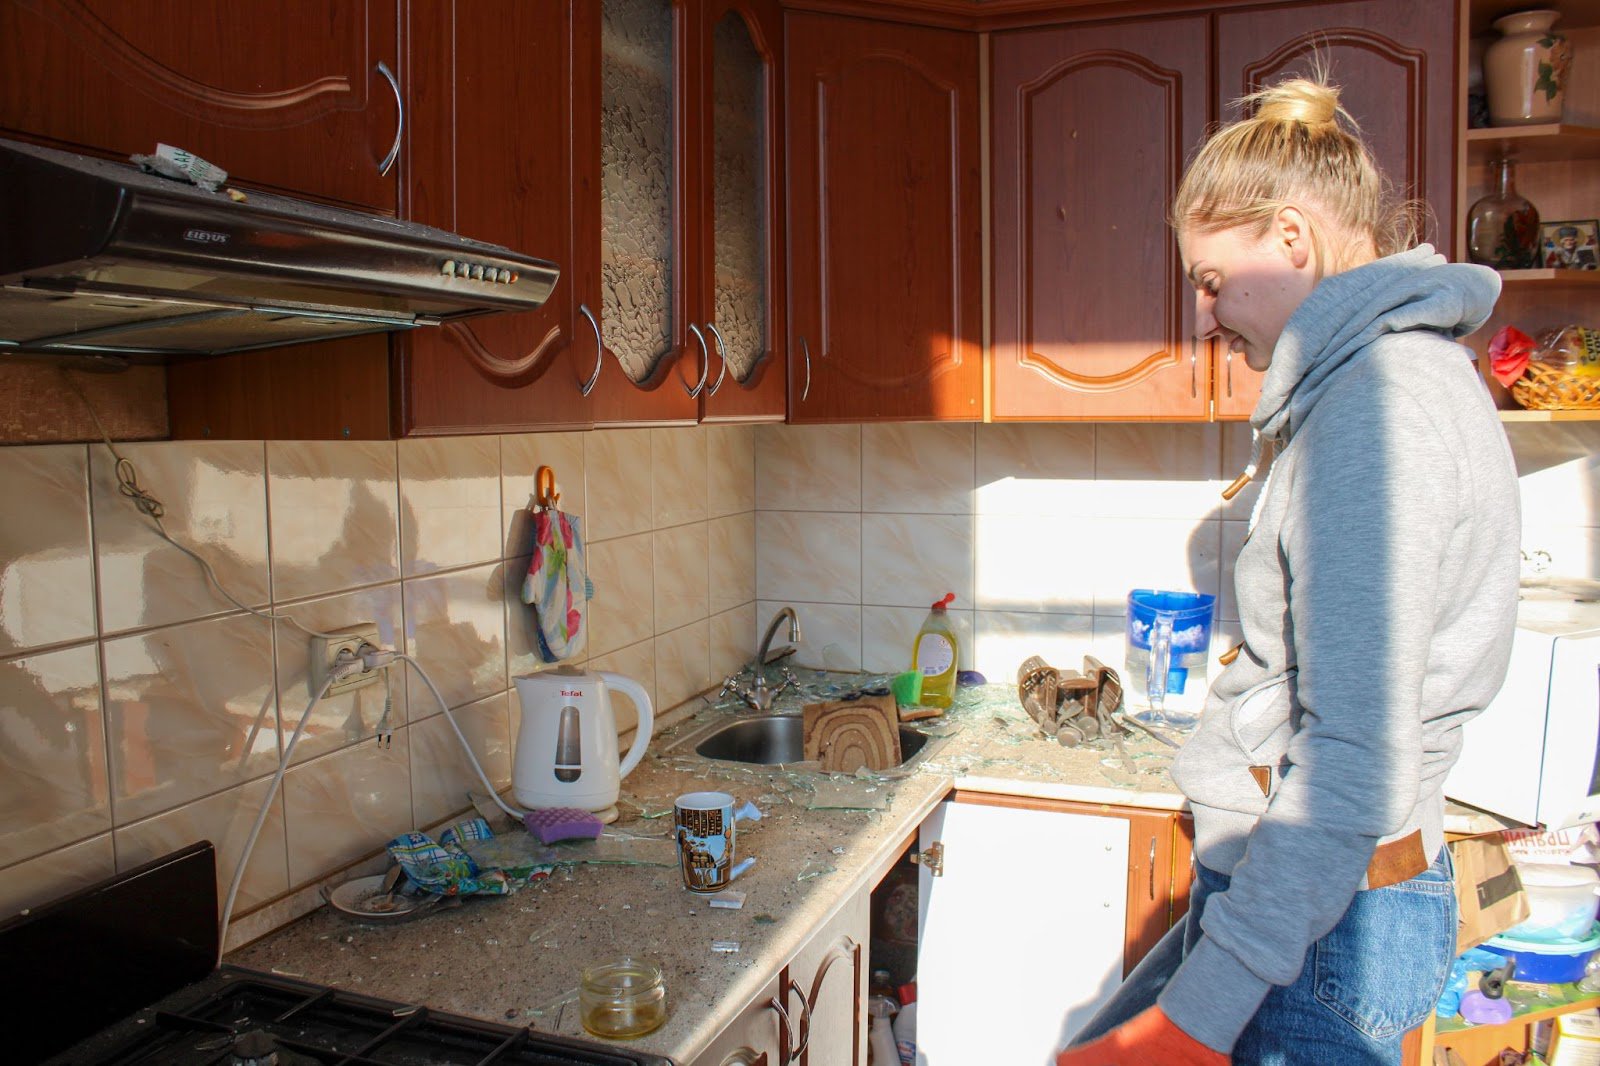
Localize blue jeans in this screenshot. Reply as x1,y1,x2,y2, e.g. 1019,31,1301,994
1070,849,1456,1064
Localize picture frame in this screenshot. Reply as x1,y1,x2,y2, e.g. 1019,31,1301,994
1539,219,1600,271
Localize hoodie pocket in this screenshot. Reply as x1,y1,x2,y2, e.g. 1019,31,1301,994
1227,668,1298,768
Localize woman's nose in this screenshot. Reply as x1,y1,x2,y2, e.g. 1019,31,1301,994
1194,291,1219,340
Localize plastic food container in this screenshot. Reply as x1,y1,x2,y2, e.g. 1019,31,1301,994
1504,864,1600,943
579,956,667,1039
1482,923,1600,985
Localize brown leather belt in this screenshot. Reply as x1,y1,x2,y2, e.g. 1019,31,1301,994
1248,766,1427,889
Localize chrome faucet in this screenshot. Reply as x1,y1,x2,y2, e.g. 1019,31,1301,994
719,607,803,713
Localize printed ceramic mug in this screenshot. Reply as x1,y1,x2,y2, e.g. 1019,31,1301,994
674,791,761,893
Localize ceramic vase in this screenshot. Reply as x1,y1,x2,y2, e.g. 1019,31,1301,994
1468,159,1541,270
1485,9,1572,126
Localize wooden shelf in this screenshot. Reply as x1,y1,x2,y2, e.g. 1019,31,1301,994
1467,124,1600,165
1499,408,1600,421
1436,982,1600,1043
1496,268,1600,289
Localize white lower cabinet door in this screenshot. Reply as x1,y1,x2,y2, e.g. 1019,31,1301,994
693,972,790,1066
916,799,1130,1065
786,887,869,1066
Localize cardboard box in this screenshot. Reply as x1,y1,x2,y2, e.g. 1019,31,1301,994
1536,1008,1600,1066
1451,832,1532,954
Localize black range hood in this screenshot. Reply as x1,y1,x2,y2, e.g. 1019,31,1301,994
0,137,560,362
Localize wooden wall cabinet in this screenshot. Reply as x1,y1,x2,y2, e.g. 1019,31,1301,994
784,11,984,423
991,0,1457,423
1,0,401,212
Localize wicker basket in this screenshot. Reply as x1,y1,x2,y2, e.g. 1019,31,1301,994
1511,363,1600,410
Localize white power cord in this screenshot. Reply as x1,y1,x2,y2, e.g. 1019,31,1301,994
217,659,357,961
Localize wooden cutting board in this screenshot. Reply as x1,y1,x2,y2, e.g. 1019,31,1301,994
802,696,901,773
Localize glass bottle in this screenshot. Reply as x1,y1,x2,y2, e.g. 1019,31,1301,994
1467,159,1540,270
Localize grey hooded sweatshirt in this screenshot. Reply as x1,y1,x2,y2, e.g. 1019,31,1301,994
1157,246,1521,1052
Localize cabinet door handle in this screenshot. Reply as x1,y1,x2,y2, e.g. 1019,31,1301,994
375,61,403,177
1148,836,1157,900
1189,336,1198,398
784,972,813,1064
765,993,795,1066
685,324,710,398
705,322,730,396
579,304,603,397
1225,348,1234,398
798,336,811,403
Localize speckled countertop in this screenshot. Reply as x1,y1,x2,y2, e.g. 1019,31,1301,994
225,681,1181,1063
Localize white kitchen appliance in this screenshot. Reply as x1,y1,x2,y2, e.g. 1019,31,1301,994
1446,593,1600,829
512,667,654,821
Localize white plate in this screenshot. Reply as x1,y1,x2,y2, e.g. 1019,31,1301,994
325,874,430,920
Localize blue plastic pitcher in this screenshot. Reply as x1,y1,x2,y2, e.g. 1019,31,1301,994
1125,589,1216,728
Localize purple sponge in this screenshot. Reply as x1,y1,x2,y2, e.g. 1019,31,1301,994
522,806,603,845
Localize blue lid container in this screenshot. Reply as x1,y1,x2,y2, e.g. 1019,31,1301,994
1480,922,1600,984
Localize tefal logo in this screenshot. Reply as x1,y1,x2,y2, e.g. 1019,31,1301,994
560,689,584,697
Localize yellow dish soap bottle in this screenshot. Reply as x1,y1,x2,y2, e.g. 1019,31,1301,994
912,593,959,709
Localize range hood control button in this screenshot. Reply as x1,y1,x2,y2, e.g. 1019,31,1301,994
441,259,456,275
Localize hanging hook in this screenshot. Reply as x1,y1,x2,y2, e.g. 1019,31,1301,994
534,465,560,510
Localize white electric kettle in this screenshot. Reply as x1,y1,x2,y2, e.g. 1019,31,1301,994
512,667,654,820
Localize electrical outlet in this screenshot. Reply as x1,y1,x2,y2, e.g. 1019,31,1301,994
309,623,383,697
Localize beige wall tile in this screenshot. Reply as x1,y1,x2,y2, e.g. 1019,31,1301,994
116,777,289,914
862,423,975,514
0,644,109,868
862,605,974,675
0,445,95,654
756,511,861,604
862,513,974,609
759,600,861,671
92,441,269,634
656,620,710,712
973,610,1096,686
273,583,407,764
103,613,277,823
284,731,413,886
972,514,1095,615
398,436,502,577
652,427,709,528
756,424,861,511
975,424,1095,516
585,430,654,542
501,431,586,558
1088,518,1221,618
409,692,511,830
709,603,756,681
267,441,399,601
587,639,657,737
587,534,655,657
1096,424,1224,520
653,522,709,633
0,833,114,916
708,513,756,615
402,564,508,710
708,425,757,518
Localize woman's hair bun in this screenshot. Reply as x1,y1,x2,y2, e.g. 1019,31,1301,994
1250,78,1343,128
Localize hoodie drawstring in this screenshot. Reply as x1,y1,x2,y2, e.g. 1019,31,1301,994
1222,430,1273,502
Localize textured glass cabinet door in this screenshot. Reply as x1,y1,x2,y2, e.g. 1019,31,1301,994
711,10,768,386
601,0,677,385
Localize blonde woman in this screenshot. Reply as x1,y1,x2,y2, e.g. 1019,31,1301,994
1058,77,1521,1066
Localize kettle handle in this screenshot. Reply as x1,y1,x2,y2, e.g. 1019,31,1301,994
599,672,654,779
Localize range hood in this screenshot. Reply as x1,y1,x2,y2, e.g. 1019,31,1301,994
0,137,560,362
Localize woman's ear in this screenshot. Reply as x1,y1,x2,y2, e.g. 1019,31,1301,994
1274,205,1313,270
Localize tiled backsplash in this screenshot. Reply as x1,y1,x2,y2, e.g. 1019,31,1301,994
0,426,757,942
755,421,1600,685
4,413,1590,943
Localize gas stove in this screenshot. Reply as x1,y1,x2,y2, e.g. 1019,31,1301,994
3,843,671,1066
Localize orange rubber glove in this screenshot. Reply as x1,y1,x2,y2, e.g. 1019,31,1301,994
1056,1006,1229,1066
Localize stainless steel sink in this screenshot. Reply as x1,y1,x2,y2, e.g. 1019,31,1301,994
693,714,928,766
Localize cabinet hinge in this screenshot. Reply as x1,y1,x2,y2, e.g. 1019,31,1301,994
911,841,944,877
